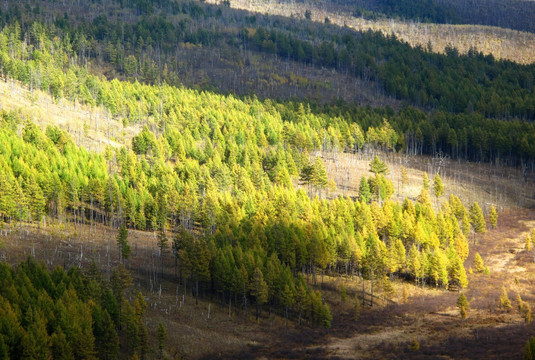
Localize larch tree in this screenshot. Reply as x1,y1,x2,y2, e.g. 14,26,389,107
473,253,485,273
422,172,430,190
456,293,469,319
499,287,512,312
469,202,486,242
157,322,167,359
116,225,130,265
525,337,535,360
433,173,444,198
250,267,269,321
489,206,498,229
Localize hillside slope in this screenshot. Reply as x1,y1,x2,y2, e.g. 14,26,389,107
213,0,535,64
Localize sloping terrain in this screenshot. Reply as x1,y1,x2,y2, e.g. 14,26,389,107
213,0,535,64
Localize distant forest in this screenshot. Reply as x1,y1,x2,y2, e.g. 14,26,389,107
0,0,534,121
0,9,533,166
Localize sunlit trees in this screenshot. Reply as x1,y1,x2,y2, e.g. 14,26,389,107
469,202,486,242
489,206,498,229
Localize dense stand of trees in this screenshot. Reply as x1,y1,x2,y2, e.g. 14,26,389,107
0,20,533,168
0,0,534,121
0,0,524,332
0,258,149,359
0,71,489,326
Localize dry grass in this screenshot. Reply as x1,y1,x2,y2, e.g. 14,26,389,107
211,0,535,64
0,79,141,152
317,150,535,212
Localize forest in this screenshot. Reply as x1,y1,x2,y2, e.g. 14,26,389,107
0,0,534,120
0,258,153,359
0,0,534,358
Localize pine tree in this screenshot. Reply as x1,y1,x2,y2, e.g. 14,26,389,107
499,287,512,312
358,177,371,204
250,267,269,321
116,225,130,265
369,155,389,175
456,293,469,319
469,202,486,241
473,253,485,273
489,206,498,229
157,322,167,359
433,174,444,198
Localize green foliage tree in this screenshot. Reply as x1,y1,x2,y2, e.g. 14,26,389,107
312,157,328,193
489,206,498,229
457,293,469,319
369,155,389,176
299,162,314,188
157,322,167,359
473,253,485,273
524,336,535,360
433,174,444,198
358,177,371,204
250,267,269,321
469,202,486,241
116,225,130,265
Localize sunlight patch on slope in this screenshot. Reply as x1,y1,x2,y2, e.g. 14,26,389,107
212,0,535,64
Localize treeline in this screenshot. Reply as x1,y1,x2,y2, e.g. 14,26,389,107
1,1,534,121
0,258,150,359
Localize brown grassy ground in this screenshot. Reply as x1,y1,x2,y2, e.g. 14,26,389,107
0,79,140,152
